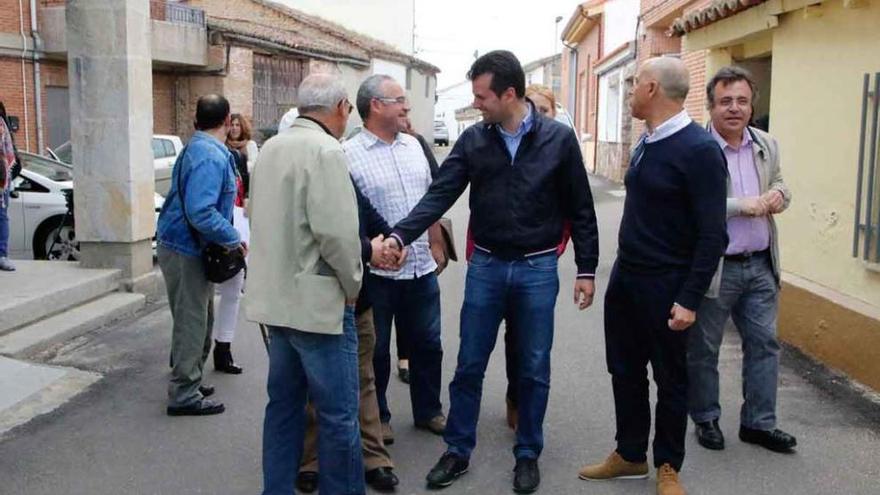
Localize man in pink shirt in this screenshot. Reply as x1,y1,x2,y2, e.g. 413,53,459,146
688,66,797,454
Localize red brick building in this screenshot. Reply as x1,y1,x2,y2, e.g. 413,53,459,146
560,0,605,172
635,0,714,138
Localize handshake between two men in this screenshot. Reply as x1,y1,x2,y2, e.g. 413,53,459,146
370,234,408,271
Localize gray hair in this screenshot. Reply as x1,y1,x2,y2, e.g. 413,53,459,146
296,73,348,114
356,74,395,121
643,56,690,102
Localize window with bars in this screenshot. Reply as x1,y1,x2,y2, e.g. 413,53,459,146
853,72,880,264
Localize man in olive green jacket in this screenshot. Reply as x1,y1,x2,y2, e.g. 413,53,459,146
245,73,365,495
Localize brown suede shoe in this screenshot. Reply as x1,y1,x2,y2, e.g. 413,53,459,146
506,398,518,431
578,451,649,481
656,464,686,495
415,414,447,435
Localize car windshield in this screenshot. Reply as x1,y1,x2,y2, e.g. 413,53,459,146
53,141,73,164
20,151,74,182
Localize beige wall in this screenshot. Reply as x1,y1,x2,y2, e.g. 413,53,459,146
770,0,880,307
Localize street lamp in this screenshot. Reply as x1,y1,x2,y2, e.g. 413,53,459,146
554,15,563,54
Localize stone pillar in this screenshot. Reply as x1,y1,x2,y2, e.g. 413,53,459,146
66,0,156,290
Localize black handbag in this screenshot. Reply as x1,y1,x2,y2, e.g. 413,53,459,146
176,146,246,283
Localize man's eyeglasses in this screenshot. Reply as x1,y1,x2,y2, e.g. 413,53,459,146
374,96,408,105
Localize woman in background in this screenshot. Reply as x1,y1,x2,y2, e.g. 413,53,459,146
212,114,258,374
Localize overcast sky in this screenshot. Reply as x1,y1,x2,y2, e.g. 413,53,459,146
281,0,581,90
415,0,579,89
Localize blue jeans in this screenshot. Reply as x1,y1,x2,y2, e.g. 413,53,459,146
688,253,781,430
261,306,364,495
0,189,9,257
445,250,559,461
368,272,443,424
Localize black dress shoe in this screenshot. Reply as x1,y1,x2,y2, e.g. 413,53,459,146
166,399,225,416
513,458,540,493
366,467,399,492
198,385,215,397
398,366,411,384
426,452,469,488
296,471,318,493
695,420,725,450
739,425,797,453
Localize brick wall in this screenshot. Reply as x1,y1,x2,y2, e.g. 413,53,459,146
223,46,254,121
0,57,38,152
0,0,32,36
683,49,708,123
153,73,177,135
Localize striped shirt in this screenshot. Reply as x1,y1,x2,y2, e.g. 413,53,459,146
344,129,437,279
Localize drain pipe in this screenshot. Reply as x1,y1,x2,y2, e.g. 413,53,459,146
17,0,30,150
30,0,44,152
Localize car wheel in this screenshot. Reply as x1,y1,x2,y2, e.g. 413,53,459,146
33,216,80,261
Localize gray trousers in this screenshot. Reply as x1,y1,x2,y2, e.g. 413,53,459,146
687,253,781,430
158,246,214,407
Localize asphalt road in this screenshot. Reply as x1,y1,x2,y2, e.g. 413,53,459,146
1,147,879,495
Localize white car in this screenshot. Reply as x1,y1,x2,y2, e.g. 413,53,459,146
49,134,184,197
7,151,163,261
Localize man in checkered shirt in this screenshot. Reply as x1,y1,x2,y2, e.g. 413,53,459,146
344,74,447,444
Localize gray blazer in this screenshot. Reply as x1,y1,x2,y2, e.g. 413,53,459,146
244,118,363,334
706,126,791,297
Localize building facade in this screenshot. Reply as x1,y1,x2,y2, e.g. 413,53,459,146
560,0,638,179
674,0,880,392
0,0,439,154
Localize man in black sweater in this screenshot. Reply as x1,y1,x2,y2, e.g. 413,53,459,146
386,50,599,493
578,57,728,495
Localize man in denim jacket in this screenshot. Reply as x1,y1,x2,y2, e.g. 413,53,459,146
157,94,243,416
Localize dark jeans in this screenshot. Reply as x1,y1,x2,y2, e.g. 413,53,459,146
261,307,364,495
0,189,9,257
444,250,559,461
604,262,689,471
504,320,519,405
688,253,781,430
368,272,443,424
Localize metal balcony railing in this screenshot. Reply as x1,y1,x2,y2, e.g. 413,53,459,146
150,0,206,27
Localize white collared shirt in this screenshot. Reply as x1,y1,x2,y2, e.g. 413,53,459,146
644,109,693,144
344,128,437,280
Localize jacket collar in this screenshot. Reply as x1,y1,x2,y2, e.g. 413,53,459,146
191,130,229,154
293,115,337,138
486,98,546,136
704,122,768,159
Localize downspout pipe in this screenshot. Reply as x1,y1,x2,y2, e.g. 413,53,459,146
30,0,44,152
17,0,30,150
561,40,578,118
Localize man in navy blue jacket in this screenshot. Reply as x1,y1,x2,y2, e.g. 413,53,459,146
386,50,599,493
578,57,728,495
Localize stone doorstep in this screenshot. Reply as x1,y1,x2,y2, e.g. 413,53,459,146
0,292,147,359
0,261,123,336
